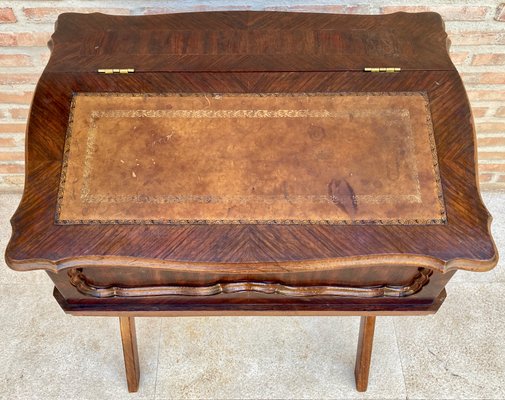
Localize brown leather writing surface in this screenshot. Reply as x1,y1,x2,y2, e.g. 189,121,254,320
56,92,445,224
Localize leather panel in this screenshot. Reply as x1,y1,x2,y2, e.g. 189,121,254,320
56,92,445,224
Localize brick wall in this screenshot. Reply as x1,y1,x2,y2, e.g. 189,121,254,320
1,1,505,192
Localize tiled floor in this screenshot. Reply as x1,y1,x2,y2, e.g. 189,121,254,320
0,192,503,400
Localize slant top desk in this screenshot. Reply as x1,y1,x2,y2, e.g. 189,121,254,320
5,11,498,393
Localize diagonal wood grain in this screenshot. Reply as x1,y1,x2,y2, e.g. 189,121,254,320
5,13,497,298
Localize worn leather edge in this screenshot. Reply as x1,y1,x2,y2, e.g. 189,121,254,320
5,251,498,274
67,267,432,298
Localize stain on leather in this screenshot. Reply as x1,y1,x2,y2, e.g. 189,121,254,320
328,178,358,216
308,125,326,141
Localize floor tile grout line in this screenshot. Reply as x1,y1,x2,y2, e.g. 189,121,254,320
392,317,409,400
153,318,163,400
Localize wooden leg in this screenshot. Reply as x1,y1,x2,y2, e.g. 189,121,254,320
119,316,140,393
354,316,376,392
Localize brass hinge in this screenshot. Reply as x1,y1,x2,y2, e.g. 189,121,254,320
364,67,401,73
97,68,135,74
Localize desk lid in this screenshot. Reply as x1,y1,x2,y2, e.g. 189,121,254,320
5,11,497,275
46,11,454,73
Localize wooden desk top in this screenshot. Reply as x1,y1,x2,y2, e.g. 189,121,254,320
5,11,498,276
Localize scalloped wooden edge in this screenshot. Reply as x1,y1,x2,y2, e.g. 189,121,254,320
5,250,498,275
68,267,432,298
6,202,498,275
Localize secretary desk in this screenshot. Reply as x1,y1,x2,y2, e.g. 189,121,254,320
5,11,498,393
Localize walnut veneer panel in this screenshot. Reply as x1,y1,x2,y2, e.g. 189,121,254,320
56,92,444,224
47,12,454,72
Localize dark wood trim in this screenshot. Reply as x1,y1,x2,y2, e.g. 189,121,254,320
7,252,497,274
52,285,448,316
67,267,432,299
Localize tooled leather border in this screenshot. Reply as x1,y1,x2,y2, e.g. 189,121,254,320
55,92,446,226
68,267,432,299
